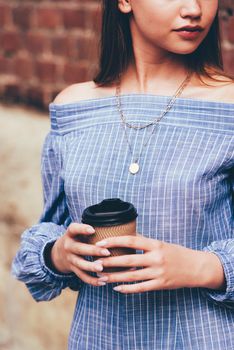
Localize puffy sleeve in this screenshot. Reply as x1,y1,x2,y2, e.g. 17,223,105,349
201,166,234,309
11,130,83,302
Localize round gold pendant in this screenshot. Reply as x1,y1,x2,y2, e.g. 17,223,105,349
129,162,139,174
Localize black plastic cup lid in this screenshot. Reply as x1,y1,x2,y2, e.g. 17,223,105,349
81,198,138,227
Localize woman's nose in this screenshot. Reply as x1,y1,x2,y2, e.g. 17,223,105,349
180,0,202,19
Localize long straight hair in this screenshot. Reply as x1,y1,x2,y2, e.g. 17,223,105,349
93,1,228,86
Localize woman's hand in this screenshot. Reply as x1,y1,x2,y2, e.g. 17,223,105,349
94,234,226,294
50,223,113,287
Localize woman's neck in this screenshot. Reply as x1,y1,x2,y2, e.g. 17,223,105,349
119,57,190,96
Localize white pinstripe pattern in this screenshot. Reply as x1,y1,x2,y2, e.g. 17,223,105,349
12,94,234,349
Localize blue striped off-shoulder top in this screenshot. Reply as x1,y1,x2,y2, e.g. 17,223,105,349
12,94,234,350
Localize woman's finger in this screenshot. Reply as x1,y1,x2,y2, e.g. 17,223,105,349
96,267,136,277
71,265,106,287
95,235,160,251
97,267,154,284
67,240,111,257
95,253,150,268
113,279,159,294
68,254,104,273
67,223,95,236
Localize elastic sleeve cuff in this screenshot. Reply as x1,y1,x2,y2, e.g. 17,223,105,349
40,238,81,291
41,239,74,278
201,245,234,307
11,223,82,299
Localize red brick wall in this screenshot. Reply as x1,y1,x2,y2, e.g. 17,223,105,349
0,0,101,108
0,0,233,109
220,0,234,75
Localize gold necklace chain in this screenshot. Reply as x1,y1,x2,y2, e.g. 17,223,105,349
115,72,192,174
116,72,192,130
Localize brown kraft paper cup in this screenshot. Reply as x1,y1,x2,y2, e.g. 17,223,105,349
81,198,138,273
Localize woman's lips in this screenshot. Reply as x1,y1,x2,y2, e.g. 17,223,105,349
175,30,202,40
174,26,204,40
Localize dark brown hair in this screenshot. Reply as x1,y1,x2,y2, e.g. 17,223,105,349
93,1,231,86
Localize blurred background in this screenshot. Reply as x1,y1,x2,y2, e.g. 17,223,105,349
0,0,233,349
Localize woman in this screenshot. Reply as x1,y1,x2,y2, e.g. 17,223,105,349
12,1,234,349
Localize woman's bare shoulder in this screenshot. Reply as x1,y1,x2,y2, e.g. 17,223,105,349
190,73,234,104
52,81,115,105
220,80,234,103
206,73,234,103
212,80,234,104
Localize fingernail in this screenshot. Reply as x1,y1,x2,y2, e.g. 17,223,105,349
95,260,103,264
98,281,106,286
96,273,104,277
101,249,111,256
113,286,122,292
95,264,103,272
87,227,95,233
98,276,108,282
96,240,108,246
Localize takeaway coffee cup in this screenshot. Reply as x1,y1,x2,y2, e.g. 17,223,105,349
81,198,138,272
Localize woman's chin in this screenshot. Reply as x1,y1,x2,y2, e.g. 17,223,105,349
171,45,201,56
